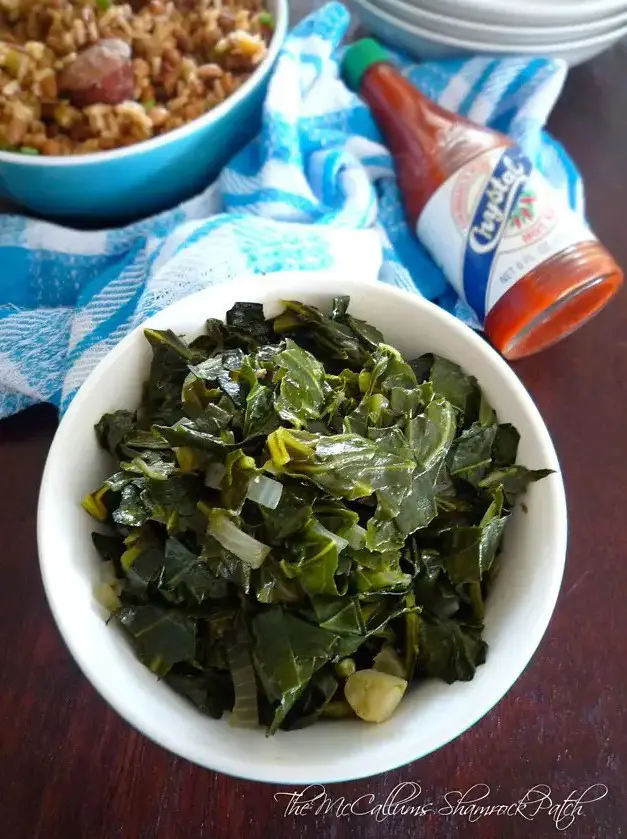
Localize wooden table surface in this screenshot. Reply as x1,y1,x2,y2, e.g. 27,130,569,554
2,4,627,837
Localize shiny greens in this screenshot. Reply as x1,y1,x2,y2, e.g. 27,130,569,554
84,297,551,733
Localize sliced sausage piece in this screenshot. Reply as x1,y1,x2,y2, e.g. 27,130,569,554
58,39,134,107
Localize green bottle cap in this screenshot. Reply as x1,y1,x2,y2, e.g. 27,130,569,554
341,38,391,91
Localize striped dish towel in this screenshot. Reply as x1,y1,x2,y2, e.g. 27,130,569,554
0,1,579,419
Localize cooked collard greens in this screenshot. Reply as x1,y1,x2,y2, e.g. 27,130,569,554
83,297,551,733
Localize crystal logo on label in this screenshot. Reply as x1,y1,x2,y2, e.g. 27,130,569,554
467,154,529,255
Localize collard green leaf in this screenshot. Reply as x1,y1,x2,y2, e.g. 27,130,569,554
95,410,136,456
226,301,277,347
259,480,315,544
405,398,456,470
417,615,487,683
256,560,302,604
389,386,426,416
345,315,384,352
310,596,365,636
273,300,371,368
244,382,279,439
142,329,197,427
440,520,507,585
252,609,339,734
479,466,554,503
113,484,150,528
491,424,521,468
448,422,498,482
139,474,202,533
117,603,196,673
159,537,229,604
121,451,178,482
201,534,252,593
283,666,339,730
367,344,418,395
354,563,412,593
412,548,461,619
314,501,359,540
394,467,438,534
478,393,496,427
122,428,171,451
430,356,479,421
267,428,414,508
144,328,197,362
331,296,350,320
153,417,232,454
281,520,341,597
275,339,325,428
164,671,234,719
407,353,433,383
342,392,390,436
331,294,385,351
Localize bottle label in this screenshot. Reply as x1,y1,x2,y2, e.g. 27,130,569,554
417,146,597,321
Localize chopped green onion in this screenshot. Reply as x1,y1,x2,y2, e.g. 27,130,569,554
207,509,270,568
142,98,156,110
19,146,40,155
246,475,283,509
258,10,274,27
95,0,111,11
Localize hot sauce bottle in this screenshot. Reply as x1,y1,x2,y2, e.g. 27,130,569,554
342,39,623,360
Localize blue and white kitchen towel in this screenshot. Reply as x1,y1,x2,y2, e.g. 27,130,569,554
0,1,580,419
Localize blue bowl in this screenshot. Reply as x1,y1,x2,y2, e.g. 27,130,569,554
0,0,287,223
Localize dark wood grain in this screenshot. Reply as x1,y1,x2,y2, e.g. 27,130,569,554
1,6,626,838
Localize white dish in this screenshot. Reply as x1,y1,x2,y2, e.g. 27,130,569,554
397,0,627,27
372,0,627,46
353,0,627,66
38,271,567,784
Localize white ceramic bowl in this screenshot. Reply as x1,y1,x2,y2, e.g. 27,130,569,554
37,272,567,784
399,0,627,27
372,0,627,45
353,0,627,66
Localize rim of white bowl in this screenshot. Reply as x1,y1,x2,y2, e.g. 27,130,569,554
373,0,627,38
354,0,627,53
37,272,568,783
407,0,627,21
0,0,287,168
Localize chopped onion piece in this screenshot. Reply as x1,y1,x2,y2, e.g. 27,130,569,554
346,524,366,549
246,475,283,509
227,633,259,728
313,521,349,553
205,462,226,489
208,510,270,569
94,581,121,612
